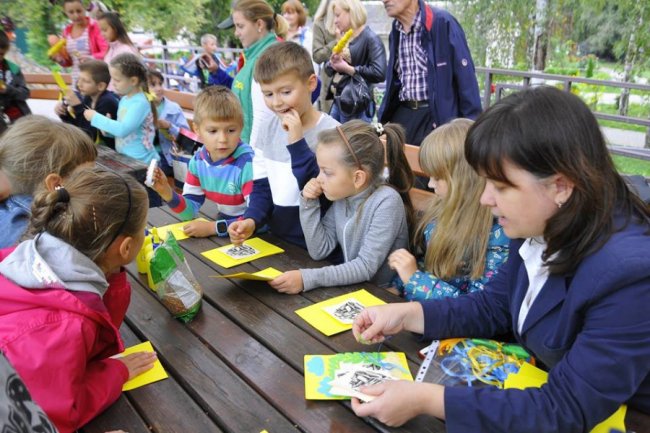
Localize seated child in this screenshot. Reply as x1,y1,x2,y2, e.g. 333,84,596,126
389,119,510,301
147,69,190,176
150,86,254,238
55,59,119,149
0,115,97,248
270,121,413,293
228,41,339,250
0,30,30,132
0,166,157,433
85,53,159,165
182,33,233,89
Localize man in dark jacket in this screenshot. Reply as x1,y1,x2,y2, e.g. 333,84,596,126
378,0,481,145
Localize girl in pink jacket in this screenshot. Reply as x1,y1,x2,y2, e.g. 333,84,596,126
0,167,156,433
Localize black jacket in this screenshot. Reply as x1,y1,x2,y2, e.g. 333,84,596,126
327,26,387,89
60,90,120,149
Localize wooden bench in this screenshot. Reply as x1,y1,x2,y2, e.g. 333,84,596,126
24,72,72,100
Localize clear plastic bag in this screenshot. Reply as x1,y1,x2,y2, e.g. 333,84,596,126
149,233,202,322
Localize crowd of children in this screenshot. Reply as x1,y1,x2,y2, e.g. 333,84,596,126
1,0,648,430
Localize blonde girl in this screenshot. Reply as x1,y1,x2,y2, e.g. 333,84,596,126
388,118,510,301
0,166,156,433
270,120,414,293
85,52,159,165
0,115,97,248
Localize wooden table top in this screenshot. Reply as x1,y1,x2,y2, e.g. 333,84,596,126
81,204,447,433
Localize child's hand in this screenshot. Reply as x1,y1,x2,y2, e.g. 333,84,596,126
83,108,97,121
64,88,82,106
182,220,217,238
269,270,304,294
54,102,67,117
228,218,255,245
118,351,158,380
157,119,171,130
150,167,173,201
281,108,304,144
302,178,323,200
388,248,418,283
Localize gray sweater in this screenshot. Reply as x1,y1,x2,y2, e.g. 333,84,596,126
299,185,408,291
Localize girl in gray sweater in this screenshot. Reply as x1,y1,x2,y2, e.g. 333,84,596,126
270,121,415,293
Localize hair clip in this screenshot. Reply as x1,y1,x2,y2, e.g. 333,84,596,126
372,122,384,136
55,185,70,203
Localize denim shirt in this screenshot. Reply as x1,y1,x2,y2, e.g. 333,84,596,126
0,194,32,248
395,221,510,301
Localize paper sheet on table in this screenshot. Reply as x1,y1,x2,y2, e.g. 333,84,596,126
295,289,385,336
504,362,626,433
156,218,209,241
201,237,284,268
113,341,168,391
211,267,283,281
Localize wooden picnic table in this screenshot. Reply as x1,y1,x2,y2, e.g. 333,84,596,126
81,204,447,433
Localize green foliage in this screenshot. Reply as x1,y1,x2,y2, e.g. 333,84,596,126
612,155,650,177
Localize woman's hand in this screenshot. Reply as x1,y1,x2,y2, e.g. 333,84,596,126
302,178,323,200
269,270,304,294
352,302,424,344
351,381,445,426
118,351,158,380
330,53,355,75
388,249,418,283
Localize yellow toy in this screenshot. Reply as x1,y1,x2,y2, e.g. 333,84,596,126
47,38,67,58
332,29,354,54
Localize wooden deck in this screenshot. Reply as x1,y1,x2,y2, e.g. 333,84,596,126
81,204,447,433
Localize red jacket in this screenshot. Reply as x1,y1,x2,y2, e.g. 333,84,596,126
0,247,129,433
59,18,108,66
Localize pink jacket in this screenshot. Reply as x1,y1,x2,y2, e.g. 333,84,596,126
0,247,130,433
59,18,108,66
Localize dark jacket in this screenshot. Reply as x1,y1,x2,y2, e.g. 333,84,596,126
422,215,650,432
379,1,482,129
327,26,386,93
0,59,31,120
59,90,119,149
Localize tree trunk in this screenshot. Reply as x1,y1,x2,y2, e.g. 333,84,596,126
619,12,643,117
531,0,550,72
161,38,170,88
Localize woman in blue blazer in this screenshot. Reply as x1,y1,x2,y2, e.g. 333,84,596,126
351,86,650,433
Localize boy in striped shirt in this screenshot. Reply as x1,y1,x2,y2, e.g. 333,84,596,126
150,86,253,237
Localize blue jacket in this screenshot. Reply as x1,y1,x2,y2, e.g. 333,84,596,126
421,215,650,432
0,195,31,248
378,1,482,130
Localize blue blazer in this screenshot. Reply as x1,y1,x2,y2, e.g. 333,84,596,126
422,215,650,432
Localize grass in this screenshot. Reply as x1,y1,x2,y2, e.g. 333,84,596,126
612,155,650,177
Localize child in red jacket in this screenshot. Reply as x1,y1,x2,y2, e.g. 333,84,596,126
0,166,156,433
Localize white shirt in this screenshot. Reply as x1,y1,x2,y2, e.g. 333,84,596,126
517,237,551,334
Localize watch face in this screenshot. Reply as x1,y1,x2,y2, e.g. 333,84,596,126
216,220,228,235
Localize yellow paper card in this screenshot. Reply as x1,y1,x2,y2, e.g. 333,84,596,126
212,267,283,281
156,218,209,241
304,352,412,400
201,237,284,268
114,341,168,391
295,289,385,336
504,362,626,433
52,70,68,92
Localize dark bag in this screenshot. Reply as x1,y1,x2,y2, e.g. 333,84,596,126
337,73,373,117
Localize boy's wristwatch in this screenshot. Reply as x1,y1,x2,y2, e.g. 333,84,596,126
215,219,229,237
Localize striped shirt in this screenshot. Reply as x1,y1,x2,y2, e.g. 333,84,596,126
167,143,254,221
66,28,90,86
396,9,429,102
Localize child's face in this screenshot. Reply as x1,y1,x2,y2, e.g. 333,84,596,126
63,1,86,25
315,144,359,201
428,177,448,198
99,19,117,43
148,77,164,103
260,71,317,119
77,71,104,97
196,119,242,162
202,39,218,55
109,66,138,96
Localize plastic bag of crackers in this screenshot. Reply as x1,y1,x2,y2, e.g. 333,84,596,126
149,232,202,322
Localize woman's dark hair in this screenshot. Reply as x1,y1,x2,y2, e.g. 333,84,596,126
98,12,134,47
465,85,650,275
